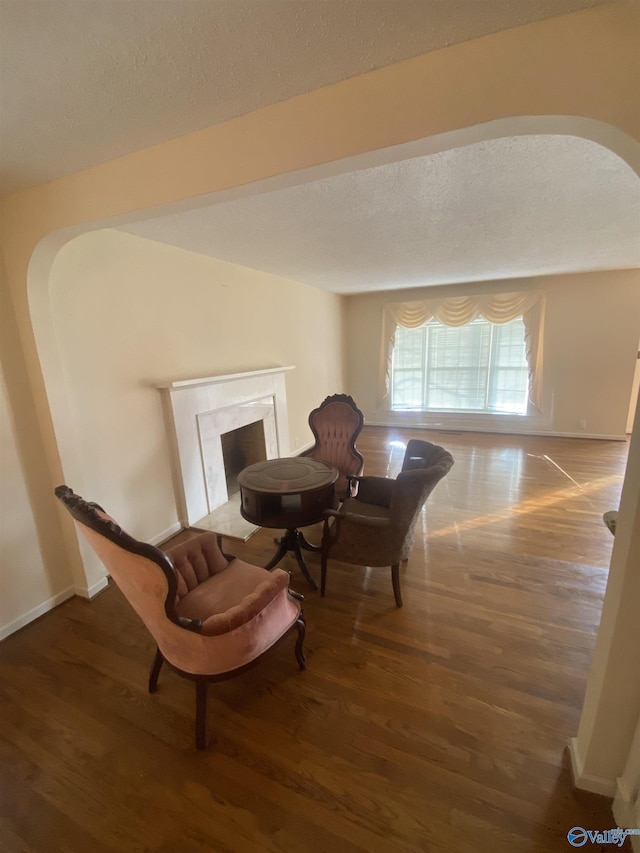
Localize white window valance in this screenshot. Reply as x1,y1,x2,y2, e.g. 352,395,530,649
379,291,545,411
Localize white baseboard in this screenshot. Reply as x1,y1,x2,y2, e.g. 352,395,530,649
75,575,109,600
367,420,627,441
90,576,109,597
0,585,75,641
568,737,617,797
289,441,315,456
0,520,181,641
149,521,182,546
613,776,640,849
613,776,637,827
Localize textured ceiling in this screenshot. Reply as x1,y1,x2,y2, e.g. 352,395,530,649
0,0,616,194
3,0,636,293
120,135,640,294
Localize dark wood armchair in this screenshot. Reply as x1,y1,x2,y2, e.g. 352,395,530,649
301,394,364,500
320,441,454,607
55,486,306,749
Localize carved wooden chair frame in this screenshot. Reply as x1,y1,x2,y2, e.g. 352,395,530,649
55,486,306,749
305,394,364,461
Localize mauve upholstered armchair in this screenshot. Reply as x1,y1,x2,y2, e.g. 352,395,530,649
320,440,454,607
301,394,364,500
55,486,306,750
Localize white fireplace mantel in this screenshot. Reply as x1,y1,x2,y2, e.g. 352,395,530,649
158,366,294,526
156,365,295,390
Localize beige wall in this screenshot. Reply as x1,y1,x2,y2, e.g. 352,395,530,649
345,269,640,438
626,338,640,433
48,228,345,544
0,257,76,638
0,360,74,638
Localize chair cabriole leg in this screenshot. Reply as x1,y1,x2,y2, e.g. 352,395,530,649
391,563,403,608
148,647,164,693
294,616,306,670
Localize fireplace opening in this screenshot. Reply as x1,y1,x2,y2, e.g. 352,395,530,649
221,420,267,498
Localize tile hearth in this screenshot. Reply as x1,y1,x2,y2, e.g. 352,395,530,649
190,493,258,543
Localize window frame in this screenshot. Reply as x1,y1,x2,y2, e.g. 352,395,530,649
390,315,530,416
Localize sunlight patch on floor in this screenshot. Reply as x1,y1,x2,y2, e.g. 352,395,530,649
427,473,621,540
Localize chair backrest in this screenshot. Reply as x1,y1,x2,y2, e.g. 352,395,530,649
401,438,449,472
390,446,454,549
302,394,364,499
55,486,200,643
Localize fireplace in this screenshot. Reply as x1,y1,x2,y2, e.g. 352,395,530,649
158,366,294,527
221,420,267,497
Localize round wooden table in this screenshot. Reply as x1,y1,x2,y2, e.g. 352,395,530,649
238,457,339,589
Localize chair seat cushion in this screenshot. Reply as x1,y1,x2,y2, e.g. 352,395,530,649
176,560,290,636
353,476,395,508
341,497,390,520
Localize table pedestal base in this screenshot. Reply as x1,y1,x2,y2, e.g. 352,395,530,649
264,529,320,590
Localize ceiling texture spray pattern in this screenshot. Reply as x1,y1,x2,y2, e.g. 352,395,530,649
121,135,640,293
1,0,637,293
0,0,617,193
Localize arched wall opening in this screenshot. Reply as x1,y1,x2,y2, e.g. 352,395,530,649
26,115,640,593
1,0,636,800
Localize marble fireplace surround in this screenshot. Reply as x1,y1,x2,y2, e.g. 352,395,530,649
158,366,294,527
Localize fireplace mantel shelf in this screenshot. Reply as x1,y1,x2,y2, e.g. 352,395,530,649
156,365,295,390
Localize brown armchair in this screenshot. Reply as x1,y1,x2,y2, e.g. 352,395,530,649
301,394,364,500
320,441,454,607
55,486,305,750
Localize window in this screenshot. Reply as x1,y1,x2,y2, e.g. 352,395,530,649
391,316,529,414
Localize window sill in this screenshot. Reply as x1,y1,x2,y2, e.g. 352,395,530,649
390,408,529,417
374,408,545,433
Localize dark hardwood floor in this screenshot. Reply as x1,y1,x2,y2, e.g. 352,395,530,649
0,427,630,852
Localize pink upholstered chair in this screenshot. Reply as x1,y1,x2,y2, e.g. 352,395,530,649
320,441,454,607
55,486,305,750
301,394,365,500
